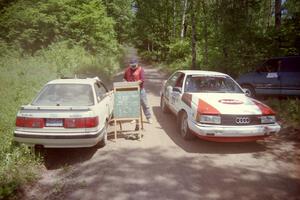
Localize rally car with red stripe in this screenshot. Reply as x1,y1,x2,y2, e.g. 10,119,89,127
160,70,281,142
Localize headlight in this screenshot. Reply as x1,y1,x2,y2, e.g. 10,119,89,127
260,115,275,124
199,115,221,124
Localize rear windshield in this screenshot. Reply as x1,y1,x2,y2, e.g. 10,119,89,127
32,84,94,106
185,75,243,93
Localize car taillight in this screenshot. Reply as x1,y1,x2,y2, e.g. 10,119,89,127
64,118,85,128
85,117,99,128
16,117,25,127
64,117,99,128
16,117,44,128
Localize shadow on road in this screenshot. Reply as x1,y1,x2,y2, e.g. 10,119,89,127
42,147,98,170
40,146,300,200
152,106,267,154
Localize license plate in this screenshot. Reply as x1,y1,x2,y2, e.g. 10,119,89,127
46,118,63,127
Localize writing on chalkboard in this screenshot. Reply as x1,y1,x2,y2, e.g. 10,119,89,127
114,90,140,118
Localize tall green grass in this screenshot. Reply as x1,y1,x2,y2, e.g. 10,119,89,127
266,98,300,127
0,41,121,198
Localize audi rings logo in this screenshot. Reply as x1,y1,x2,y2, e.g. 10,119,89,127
235,117,250,124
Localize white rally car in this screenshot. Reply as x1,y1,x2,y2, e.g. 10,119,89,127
160,70,281,142
14,77,113,148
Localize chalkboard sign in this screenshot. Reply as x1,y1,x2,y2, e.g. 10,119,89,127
112,82,142,140
113,82,140,119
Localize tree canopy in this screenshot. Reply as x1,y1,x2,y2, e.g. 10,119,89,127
132,0,300,76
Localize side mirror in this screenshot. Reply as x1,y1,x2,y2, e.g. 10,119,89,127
172,87,182,93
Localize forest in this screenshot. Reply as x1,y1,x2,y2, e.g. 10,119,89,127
0,0,299,198
134,0,300,76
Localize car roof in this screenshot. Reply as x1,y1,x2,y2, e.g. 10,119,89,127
177,70,229,76
267,56,300,60
47,78,98,85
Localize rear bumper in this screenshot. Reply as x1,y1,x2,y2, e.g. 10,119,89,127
189,120,281,142
14,128,105,148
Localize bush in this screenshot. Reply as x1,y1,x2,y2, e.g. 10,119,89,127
265,98,300,127
167,39,191,63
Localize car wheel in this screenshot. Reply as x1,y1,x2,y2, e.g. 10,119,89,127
160,96,170,114
243,85,256,97
179,112,194,140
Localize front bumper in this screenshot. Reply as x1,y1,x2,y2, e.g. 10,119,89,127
189,120,281,142
14,128,105,148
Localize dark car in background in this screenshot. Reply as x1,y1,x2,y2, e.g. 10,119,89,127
237,56,300,97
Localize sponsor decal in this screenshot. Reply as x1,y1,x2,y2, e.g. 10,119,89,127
181,93,192,107
218,99,243,104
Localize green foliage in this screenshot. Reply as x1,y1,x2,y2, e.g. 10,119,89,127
0,0,119,54
266,98,300,127
133,0,300,76
103,0,135,44
0,0,130,198
167,39,191,63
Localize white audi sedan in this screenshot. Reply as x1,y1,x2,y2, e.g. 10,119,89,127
14,77,113,148
160,70,281,142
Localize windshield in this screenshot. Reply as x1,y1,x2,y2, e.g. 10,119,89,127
184,75,243,93
32,84,94,106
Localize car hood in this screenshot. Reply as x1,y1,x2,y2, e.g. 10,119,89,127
190,93,265,115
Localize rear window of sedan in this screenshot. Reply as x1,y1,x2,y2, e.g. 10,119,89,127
32,84,94,106
185,75,243,93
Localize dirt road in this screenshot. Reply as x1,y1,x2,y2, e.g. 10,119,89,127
22,59,300,200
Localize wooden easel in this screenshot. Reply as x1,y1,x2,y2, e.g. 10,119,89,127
113,82,143,140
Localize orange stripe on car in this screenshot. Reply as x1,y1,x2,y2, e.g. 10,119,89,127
252,99,275,115
197,99,220,115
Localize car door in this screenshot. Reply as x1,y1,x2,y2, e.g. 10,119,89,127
254,59,281,95
164,72,185,113
94,82,110,128
280,57,300,96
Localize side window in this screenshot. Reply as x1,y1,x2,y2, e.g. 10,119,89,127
263,59,280,72
281,58,300,72
175,73,185,88
166,72,181,88
166,72,185,88
94,83,107,102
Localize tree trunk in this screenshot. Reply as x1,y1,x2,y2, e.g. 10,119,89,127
173,0,176,37
191,0,197,69
267,0,272,28
180,0,188,39
275,0,281,30
202,0,208,66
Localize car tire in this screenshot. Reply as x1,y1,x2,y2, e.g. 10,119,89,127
242,85,256,97
160,96,170,114
179,112,195,140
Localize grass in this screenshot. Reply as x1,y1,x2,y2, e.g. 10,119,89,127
265,98,300,128
0,41,122,199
